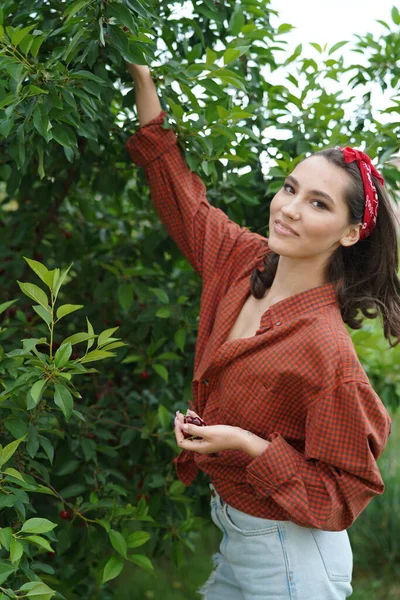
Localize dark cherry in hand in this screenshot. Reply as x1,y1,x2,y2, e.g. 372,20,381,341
183,414,207,439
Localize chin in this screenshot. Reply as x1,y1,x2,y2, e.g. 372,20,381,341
268,235,300,257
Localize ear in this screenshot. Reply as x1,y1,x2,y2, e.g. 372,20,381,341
340,223,362,247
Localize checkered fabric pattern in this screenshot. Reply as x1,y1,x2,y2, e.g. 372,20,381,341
126,110,392,531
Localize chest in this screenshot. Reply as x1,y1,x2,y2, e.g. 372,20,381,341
225,288,274,342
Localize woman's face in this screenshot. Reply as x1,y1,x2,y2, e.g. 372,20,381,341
268,155,361,258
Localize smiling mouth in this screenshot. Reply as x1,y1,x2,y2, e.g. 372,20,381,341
274,221,298,236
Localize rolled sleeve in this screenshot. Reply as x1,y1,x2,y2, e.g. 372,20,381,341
126,110,177,167
245,381,391,530
246,432,301,497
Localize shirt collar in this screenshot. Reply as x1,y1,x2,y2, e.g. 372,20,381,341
264,281,339,325
249,249,339,325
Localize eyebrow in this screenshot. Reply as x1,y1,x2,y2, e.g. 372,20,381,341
285,175,335,206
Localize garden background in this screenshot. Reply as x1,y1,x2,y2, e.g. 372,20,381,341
0,0,399,598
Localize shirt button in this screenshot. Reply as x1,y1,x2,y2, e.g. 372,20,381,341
275,321,281,326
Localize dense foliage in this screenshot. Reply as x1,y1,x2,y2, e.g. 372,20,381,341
0,0,399,598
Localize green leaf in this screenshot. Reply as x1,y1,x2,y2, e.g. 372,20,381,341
0,117,14,138
121,354,142,364
328,41,348,55
11,24,35,47
56,304,83,321
155,306,171,318
229,5,245,35
223,48,241,65
9,538,23,564
100,341,125,351
86,317,95,351
152,364,168,382
37,146,45,179
54,383,73,421
0,528,12,551
107,2,136,32
79,350,115,363
98,327,119,347
64,0,92,20
108,24,145,63
39,435,54,464
30,35,45,58
70,70,107,84
118,283,134,312
174,328,186,352
0,300,17,316
102,554,124,583
310,42,322,53
19,581,56,598
24,535,53,553
54,343,72,368
168,480,185,496
20,518,57,535
32,304,52,326
0,561,15,586
29,380,46,405
4,468,25,482
51,125,77,149
0,436,26,467
277,23,295,34
53,264,72,300
109,530,127,558
206,47,218,68
127,554,153,572
32,104,51,142
126,531,151,548
157,405,171,428
391,6,400,25
17,281,49,310
62,332,96,346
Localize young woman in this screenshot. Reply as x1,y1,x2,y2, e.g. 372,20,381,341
125,63,399,600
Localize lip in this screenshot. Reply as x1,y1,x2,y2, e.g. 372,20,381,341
274,220,299,236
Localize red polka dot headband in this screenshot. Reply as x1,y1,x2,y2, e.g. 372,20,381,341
338,147,384,240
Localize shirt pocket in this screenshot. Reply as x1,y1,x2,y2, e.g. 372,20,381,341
217,361,286,437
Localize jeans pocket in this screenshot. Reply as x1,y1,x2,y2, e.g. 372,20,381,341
310,529,353,582
223,503,279,537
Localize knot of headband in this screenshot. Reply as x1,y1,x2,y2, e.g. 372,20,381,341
338,146,384,240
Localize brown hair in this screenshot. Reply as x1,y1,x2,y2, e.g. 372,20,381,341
250,147,400,348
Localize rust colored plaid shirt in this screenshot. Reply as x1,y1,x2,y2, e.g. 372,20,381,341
126,109,392,531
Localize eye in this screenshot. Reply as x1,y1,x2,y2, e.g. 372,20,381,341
312,200,328,210
283,183,294,193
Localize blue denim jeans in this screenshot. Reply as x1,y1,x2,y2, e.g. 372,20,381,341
197,483,353,600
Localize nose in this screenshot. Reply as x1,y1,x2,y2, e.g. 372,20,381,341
281,202,300,220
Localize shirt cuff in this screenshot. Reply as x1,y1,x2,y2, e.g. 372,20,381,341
173,449,198,486
125,109,178,167
246,432,301,498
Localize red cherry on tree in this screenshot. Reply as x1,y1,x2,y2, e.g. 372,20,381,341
140,370,149,380
60,510,72,520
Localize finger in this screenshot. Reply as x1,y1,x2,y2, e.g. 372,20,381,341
182,423,207,438
175,411,185,427
174,416,185,445
186,409,200,418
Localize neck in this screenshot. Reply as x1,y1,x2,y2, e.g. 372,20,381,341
265,255,328,300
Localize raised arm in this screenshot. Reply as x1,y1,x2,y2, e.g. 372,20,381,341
125,64,268,283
